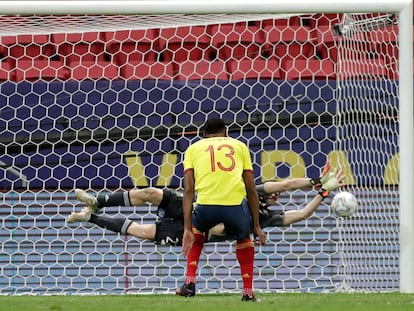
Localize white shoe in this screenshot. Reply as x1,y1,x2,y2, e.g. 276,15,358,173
67,207,92,223
75,188,99,213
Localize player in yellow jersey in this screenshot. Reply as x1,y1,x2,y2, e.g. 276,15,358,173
179,118,265,302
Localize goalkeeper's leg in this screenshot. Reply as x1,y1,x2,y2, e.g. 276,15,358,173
74,187,164,213
67,212,157,240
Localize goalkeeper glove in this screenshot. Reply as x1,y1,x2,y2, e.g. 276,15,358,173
310,159,331,187
322,170,340,191
318,188,330,199
318,169,341,199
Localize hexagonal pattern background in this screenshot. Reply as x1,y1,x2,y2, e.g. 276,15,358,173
0,12,401,294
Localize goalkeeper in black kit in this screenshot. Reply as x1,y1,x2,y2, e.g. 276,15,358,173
67,161,343,245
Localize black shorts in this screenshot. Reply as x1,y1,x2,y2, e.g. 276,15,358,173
154,218,184,246
157,189,183,219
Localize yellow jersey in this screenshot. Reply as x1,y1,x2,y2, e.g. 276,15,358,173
183,136,254,205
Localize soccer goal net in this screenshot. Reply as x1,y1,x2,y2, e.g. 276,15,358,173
0,1,412,295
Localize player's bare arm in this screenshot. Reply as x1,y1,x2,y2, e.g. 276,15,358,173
182,168,196,257
262,159,332,194
283,168,344,225
262,178,314,194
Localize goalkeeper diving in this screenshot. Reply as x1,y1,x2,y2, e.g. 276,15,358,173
67,161,344,245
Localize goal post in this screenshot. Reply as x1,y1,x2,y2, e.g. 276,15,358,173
396,1,414,294
0,0,412,295
0,1,411,15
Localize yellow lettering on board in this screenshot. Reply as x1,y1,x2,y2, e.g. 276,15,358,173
384,152,399,185
125,149,395,187
156,153,178,187
261,150,305,181
327,150,356,185
124,151,148,186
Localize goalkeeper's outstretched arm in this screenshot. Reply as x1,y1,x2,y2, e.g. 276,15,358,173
282,168,344,225
259,159,332,194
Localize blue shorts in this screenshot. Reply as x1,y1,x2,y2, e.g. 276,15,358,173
192,199,251,241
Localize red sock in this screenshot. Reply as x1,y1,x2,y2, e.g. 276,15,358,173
185,227,205,284
236,238,254,296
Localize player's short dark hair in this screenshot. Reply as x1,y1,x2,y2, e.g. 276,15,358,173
203,118,226,135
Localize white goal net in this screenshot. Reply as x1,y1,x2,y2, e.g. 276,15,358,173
0,5,408,295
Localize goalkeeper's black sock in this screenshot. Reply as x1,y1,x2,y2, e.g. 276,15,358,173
96,191,131,209
89,214,133,235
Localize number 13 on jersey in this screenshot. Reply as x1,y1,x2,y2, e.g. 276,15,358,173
206,144,236,172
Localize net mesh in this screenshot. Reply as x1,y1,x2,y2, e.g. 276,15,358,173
0,14,297,35
0,12,400,294
334,13,399,291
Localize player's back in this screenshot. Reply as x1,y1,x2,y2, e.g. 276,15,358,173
184,136,253,205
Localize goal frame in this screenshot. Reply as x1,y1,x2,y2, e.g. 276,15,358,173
1,0,412,293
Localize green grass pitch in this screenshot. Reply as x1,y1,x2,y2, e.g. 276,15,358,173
1,293,414,311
